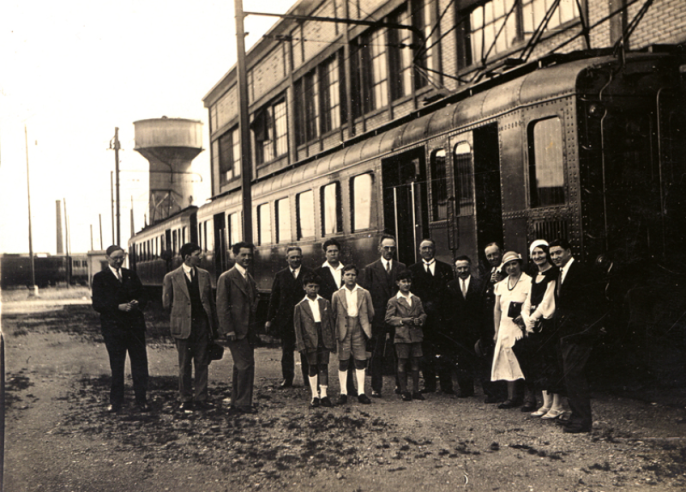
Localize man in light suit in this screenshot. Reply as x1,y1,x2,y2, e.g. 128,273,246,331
550,238,606,434
265,246,313,388
408,239,455,394
359,235,406,397
446,256,484,397
216,242,260,415
92,245,149,413
163,243,217,412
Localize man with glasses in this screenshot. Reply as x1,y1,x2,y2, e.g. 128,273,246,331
92,245,149,413
163,243,217,412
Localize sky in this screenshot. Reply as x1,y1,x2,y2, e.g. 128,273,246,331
0,0,291,255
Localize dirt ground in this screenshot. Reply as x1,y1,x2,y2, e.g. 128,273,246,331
2,287,686,492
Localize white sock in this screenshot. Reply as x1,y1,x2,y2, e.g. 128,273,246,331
308,375,318,401
355,368,366,395
338,370,348,395
320,385,327,398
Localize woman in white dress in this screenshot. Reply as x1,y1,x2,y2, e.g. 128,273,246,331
491,251,532,409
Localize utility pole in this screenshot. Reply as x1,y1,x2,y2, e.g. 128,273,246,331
90,224,94,250
112,127,121,246
24,125,37,296
110,171,115,245
130,196,135,237
99,214,104,250
63,198,71,287
235,0,253,244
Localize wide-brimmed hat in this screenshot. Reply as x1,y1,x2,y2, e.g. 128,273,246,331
501,251,522,266
529,239,549,256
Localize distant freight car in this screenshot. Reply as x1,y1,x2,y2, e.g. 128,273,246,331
0,254,89,288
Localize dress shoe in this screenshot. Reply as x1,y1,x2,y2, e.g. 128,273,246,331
358,394,372,404
194,401,213,411
498,399,522,409
541,408,565,420
520,401,538,412
229,405,257,415
531,406,551,417
411,391,425,401
107,404,122,413
563,424,591,434
395,386,401,395
310,398,321,408
320,396,333,408
456,391,474,398
484,396,503,404
442,388,456,395
180,401,194,412
135,402,150,413
420,387,436,394
336,394,348,405
401,391,412,401
371,391,382,398
279,380,293,389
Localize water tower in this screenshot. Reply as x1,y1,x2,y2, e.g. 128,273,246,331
134,117,203,223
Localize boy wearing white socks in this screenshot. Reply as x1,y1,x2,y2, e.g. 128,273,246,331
293,273,335,408
331,265,375,405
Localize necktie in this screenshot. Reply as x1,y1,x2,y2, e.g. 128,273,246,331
190,268,194,280
293,270,298,279
116,269,122,282
461,279,467,298
386,262,391,274
557,269,563,296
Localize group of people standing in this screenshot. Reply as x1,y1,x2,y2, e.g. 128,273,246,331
92,235,605,434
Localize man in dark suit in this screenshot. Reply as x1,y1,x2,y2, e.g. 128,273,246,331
550,238,606,434
359,235,406,397
479,242,506,403
216,242,260,415
446,256,484,397
92,245,149,413
409,239,455,394
265,246,312,388
314,238,356,395
162,243,217,412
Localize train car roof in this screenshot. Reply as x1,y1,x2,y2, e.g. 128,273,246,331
129,205,198,244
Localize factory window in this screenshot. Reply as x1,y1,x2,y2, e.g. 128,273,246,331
431,149,448,221
388,7,414,101
257,203,272,245
411,0,435,90
304,70,319,142
297,191,315,239
320,55,342,134
218,128,240,184
276,198,292,243
529,117,565,207
351,174,373,231
253,97,288,165
321,182,342,236
454,142,474,216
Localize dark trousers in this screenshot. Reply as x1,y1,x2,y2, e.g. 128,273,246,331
561,337,593,429
226,337,255,409
103,329,148,406
282,329,309,385
175,317,210,403
421,339,453,392
369,332,386,393
455,345,476,395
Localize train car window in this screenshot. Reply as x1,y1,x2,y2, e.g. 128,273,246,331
321,182,342,235
258,203,272,245
431,149,448,221
228,212,241,247
454,142,475,215
351,174,373,231
529,117,565,207
276,198,292,243
297,191,315,239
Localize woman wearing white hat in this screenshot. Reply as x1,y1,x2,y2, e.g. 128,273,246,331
491,251,532,408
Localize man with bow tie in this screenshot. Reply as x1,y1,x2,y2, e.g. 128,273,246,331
163,243,217,412
92,245,149,413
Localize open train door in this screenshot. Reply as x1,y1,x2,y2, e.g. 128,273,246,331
381,148,429,266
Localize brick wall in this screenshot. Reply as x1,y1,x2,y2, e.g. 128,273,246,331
628,0,686,48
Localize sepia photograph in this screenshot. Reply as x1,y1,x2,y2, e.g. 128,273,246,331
1,0,686,490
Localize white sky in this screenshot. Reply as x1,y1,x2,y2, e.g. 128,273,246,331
0,0,291,255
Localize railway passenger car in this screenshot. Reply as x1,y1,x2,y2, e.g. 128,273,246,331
129,48,686,333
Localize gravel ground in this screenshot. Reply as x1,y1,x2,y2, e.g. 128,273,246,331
2,290,686,492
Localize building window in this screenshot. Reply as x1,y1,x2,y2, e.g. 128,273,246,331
431,149,448,220
351,174,373,231
304,70,319,142
252,97,288,165
257,203,272,245
369,29,389,111
388,8,413,101
320,56,341,134
297,191,315,239
228,212,241,248
411,0,434,90
321,182,342,236
529,117,565,207
276,198,292,243
218,128,240,184
454,142,474,216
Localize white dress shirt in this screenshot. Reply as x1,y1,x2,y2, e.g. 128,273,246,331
342,284,364,317
109,265,122,281
560,257,575,285
423,259,435,275
235,263,247,278
304,295,323,322
381,258,392,272
460,276,471,298
182,263,194,281
323,261,344,288
396,290,413,307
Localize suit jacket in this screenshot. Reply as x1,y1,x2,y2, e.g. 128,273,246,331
555,259,606,340
92,267,147,336
216,266,259,341
447,276,485,344
331,286,375,341
162,266,217,340
266,266,312,335
314,265,342,301
408,260,454,320
384,294,427,344
293,296,335,352
359,259,406,332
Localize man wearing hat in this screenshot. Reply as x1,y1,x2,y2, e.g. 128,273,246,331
92,245,149,413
